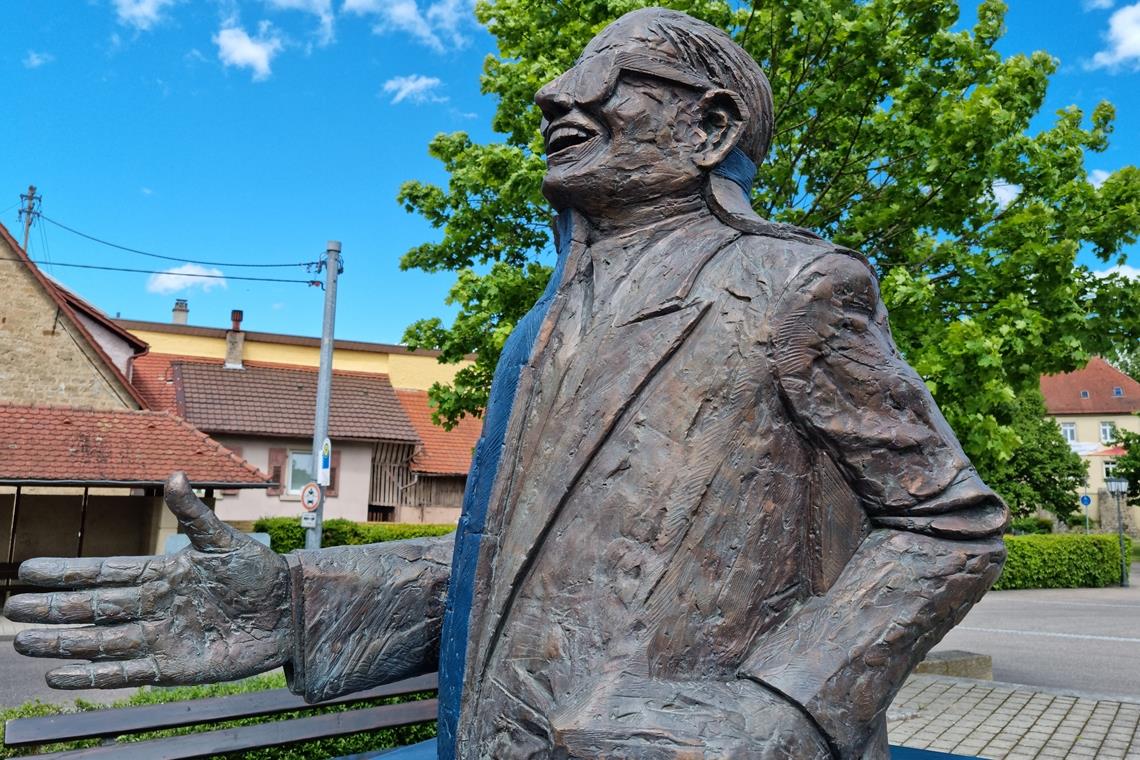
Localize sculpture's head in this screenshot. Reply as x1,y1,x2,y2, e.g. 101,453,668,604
535,7,773,220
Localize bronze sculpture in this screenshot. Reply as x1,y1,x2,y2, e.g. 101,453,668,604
6,9,1008,758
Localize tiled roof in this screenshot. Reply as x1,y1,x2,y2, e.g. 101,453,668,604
1040,357,1140,415
0,405,271,487
395,389,482,475
175,361,421,443
131,352,183,413
0,222,148,409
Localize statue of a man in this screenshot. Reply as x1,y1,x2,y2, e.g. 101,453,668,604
6,9,1007,759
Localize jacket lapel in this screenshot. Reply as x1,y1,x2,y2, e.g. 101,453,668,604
463,218,742,695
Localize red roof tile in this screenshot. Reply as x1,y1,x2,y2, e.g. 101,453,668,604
1040,357,1140,415
131,352,183,414
174,361,421,443
0,405,271,487
395,389,481,475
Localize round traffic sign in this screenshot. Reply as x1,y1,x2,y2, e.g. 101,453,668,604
300,482,321,512
1080,494,1092,507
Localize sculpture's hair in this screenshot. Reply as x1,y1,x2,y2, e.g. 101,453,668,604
615,8,775,165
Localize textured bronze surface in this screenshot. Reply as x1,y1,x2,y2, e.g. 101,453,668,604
5,8,1007,759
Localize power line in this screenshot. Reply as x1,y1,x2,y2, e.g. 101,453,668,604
37,213,320,270
0,256,321,286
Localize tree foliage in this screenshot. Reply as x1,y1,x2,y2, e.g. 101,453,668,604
398,0,1140,485
1114,427,1140,502
983,392,1087,521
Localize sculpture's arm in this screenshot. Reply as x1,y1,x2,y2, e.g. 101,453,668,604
738,251,1008,757
284,534,453,703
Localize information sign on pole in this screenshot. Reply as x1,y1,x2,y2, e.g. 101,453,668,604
318,438,332,487
300,513,317,528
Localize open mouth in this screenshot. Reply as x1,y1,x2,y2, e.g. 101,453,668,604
545,123,598,156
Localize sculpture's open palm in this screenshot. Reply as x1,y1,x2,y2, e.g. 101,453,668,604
3,472,292,689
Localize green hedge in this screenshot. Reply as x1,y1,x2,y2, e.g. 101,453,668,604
0,673,436,759
252,517,455,554
993,534,1133,590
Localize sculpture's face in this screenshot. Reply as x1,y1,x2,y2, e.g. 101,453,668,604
536,46,713,214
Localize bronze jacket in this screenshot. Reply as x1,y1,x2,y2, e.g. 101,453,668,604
286,209,1007,758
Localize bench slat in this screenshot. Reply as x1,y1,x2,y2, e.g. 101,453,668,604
4,672,438,746
20,698,439,760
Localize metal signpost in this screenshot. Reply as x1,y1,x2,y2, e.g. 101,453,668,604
1080,493,1092,534
1105,477,1129,588
304,242,341,550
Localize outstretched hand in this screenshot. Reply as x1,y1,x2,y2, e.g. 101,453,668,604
3,472,292,689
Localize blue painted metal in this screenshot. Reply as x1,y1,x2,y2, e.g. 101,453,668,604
891,746,975,759
434,213,573,758
710,145,757,198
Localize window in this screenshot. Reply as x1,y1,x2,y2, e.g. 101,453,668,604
1113,386,1124,397
1104,460,1117,479
287,451,313,495
1080,390,1090,399
1060,422,1076,443
1100,422,1117,444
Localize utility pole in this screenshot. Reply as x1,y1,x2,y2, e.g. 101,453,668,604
19,185,40,252
304,241,341,550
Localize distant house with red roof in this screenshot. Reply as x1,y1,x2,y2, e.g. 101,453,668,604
1040,356,1140,530
0,223,270,586
124,307,481,524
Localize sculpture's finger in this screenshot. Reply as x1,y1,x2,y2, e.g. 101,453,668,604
3,585,161,625
46,658,166,689
18,555,170,589
164,471,242,553
14,623,149,661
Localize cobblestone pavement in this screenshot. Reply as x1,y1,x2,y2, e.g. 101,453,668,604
889,675,1140,759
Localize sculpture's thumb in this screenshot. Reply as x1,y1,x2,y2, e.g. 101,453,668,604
164,471,242,553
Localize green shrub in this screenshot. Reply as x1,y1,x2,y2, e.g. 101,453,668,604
994,534,1133,590
253,517,454,553
1008,515,1053,535
0,673,436,759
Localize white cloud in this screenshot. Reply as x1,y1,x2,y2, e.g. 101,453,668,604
113,0,178,30
1089,2,1140,70
214,22,284,81
265,0,334,45
344,0,475,52
1095,264,1140,280
146,264,228,294
990,181,1022,209
383,74,446,103
1089,169,1112,187
141,187,154,196
1084,0,1114,9
22,51,54,69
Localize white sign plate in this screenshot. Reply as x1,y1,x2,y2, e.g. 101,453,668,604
318,438,332,487
300,513,317,528
300,482,321,512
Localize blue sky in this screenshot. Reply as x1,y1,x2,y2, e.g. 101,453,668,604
2,0,1137,344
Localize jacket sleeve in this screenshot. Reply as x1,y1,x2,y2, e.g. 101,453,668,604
738,251,1008,757
283,534,453,703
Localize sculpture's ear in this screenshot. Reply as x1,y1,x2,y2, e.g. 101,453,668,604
693,88,749,170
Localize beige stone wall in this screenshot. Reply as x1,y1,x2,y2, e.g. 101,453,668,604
0,241,138,409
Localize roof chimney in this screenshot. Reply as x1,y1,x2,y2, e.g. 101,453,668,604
224,309,245,370
172,299,189,325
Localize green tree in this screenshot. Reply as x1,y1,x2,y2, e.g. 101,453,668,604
984,392,1088,522
1114,427,1140,501
398,0,1140,483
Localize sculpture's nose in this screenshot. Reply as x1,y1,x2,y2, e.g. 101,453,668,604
535,73,575,121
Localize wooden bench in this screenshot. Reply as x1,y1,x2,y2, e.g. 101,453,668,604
2,673,438,759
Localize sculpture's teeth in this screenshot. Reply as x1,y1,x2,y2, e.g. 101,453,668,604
547,125,595,154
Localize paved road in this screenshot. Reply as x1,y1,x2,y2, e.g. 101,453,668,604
0,644,138,709
932,563,1140,702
